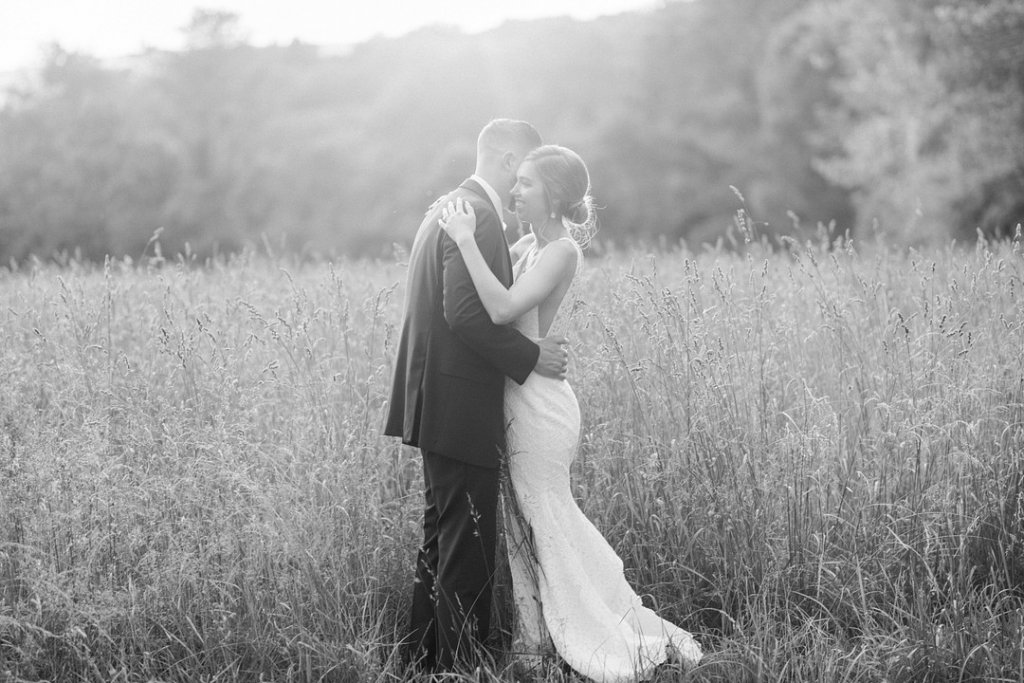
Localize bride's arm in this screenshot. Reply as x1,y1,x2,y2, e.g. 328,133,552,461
442,199,577,325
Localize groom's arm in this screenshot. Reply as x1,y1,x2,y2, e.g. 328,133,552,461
442,203,538,385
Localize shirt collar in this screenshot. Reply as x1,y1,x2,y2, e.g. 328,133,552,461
470,174,507,230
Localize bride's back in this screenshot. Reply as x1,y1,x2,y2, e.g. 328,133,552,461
511,236,582,338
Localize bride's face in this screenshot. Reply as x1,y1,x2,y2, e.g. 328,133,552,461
511,161,548,226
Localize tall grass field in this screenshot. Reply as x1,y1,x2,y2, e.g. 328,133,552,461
1,231,1023,682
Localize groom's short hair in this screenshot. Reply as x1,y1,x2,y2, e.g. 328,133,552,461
477,119,542,158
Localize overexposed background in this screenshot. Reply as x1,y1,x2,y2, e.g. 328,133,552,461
0,0,659,72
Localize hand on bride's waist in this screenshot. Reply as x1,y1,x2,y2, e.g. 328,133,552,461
533,334,569,381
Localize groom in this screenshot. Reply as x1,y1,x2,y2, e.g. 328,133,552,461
385,119,568,671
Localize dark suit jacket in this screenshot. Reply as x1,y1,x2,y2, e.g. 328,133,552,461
384,178,539,468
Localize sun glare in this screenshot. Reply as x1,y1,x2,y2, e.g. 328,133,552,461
0,0,657,72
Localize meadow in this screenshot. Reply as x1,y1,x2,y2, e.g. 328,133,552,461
1,228,1022,682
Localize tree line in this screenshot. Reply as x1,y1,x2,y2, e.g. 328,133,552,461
0,0,1021,263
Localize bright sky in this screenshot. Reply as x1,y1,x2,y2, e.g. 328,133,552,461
0,0,660,72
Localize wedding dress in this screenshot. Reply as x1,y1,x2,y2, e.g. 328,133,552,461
502,237,702,682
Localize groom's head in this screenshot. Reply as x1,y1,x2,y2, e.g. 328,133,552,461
475,119,542,198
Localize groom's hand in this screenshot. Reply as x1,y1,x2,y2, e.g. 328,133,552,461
534,335,569,380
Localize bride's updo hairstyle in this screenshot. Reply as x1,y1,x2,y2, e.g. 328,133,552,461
526,144,596,247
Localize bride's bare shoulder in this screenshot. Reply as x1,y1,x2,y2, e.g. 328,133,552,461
544,238,581,273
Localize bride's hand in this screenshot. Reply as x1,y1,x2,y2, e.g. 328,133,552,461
439,198,476,245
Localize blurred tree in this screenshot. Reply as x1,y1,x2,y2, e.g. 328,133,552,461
1,0,1021,263
756,2,856,237
149,11,270,254
182,9,249,50
629,0,833,243
934,0,1024,239
802,0,1023,243
0,46,174,261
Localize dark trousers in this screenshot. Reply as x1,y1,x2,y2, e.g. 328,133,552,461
408,449,500,671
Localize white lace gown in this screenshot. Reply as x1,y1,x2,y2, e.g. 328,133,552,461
503,238,702,682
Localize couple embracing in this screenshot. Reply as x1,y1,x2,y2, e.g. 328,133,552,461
385,119,702,681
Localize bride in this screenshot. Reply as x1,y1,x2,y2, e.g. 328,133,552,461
439,145,702,681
